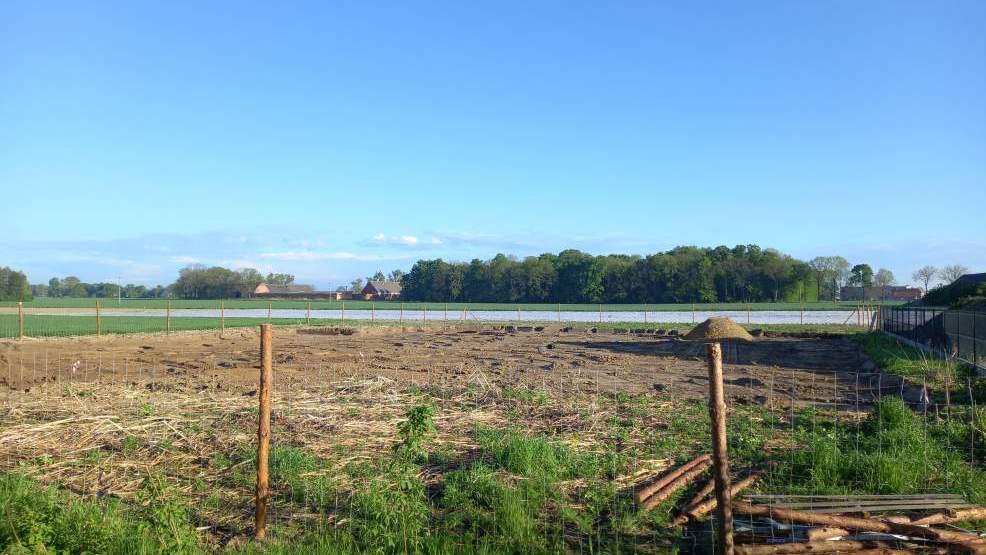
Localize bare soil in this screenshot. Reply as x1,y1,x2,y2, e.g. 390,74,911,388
1,325,882,408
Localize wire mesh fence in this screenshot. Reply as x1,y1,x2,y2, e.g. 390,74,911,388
1,324,983,552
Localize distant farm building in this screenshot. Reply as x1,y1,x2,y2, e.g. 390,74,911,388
362,280,402,300
840,286,923,302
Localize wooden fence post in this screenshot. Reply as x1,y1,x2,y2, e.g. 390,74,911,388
166,300,171,334
400,303,404,326
95,301,101,337
306,301,311,325
268,302,272,322
707,342,734,554
423,305,427,322
341,301,345,321
17,301,24,340
255,324,273,540
371,302,375,322
220,300,225,337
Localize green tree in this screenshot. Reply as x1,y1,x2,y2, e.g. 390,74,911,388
848,264,874,287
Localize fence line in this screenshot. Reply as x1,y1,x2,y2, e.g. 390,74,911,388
880,305,985,373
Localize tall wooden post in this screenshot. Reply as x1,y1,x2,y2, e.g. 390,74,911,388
400,303,404,325
444,303,448,325
423,306,427,321
268,302,272,322
166,300,171,334
95,301,101,337
255,324,273,540
517,305,521,322
341,301,346,321
306,301,311,325
371,302,375,322
220,300,225,337
706,341,734,554
17,301,24,340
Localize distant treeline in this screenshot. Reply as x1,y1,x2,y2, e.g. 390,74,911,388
8,245,895,304
401,246,826,304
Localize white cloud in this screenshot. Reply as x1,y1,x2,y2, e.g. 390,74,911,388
259,251,409,262
367,233,447,248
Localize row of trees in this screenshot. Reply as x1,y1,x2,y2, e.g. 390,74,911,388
170,266,296,299
0,267,31,302
912,264,969,292
401,246,822,304
39,276,169,299
7,254,971,303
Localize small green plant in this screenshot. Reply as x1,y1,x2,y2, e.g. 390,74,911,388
394,403,436,463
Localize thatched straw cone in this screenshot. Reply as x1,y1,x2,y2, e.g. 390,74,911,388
684,318,753,555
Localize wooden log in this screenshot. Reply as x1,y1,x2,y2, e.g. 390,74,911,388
805,527,849,541
255,324,273,540
675,473,760,524
735,541,869,554
635,454,711,503
911,507,986,526
733,502,986,553
642,459,711,510
681,478,716,514
707,341,734,555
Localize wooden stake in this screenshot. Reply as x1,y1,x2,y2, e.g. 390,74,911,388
371,302,375,321
444,303,448,325
166,300,171,334
96,301,101,337
517,305,521,322
17,301,24,340
255,324,273,540
220,300,225,337
707,341,733,555
267,302,272,322
423,306,427,321
341,301,345,321
306,301,311,325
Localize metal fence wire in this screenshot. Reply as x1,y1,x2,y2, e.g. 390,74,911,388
880,306,986,372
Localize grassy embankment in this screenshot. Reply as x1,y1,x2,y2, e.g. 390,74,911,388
2,333,984,553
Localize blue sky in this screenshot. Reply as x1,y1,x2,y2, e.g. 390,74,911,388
3,1,984,289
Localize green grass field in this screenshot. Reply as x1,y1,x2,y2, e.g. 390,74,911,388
1,297,903,311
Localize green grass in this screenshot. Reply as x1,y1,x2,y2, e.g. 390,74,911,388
2,297,903,311
5,383,984,553
852,332,986,403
